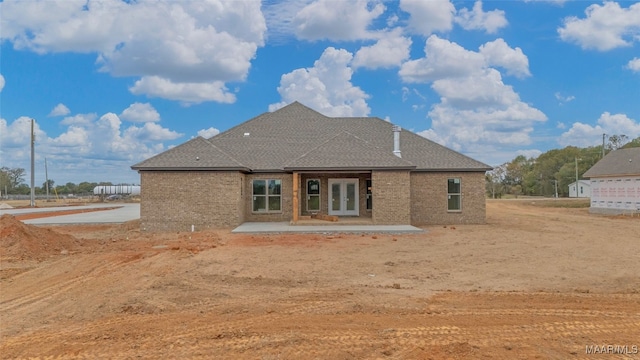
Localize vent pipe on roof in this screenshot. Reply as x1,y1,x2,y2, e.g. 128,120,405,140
392,125,402,158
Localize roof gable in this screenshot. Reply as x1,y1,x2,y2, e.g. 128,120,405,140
131,136,247,170
583,148,640,178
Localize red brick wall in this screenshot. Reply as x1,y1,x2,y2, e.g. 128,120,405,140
410,172,486,225
140,171,244,231
372,170,411,224
139,170,487,229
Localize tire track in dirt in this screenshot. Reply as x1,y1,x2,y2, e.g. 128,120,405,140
0,253,145,312
421,308,640,318
118,307,639,353
3,308,639,359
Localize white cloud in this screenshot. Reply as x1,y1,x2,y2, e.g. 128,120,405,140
516,149,542,159
51,126,89,148
48,103,71,117
269,47,370,117
479,39,530,78
0,0,266,103
431,69,521,108
400,0,455,35
559,112,640,147
399,35,485,83
119,102,160,123
417,129,447,146
0,116,47,148
262,0,310,44
129,77,235,105
401,35,544,152
627,57,640,73
0,74,4,92
426,92,546,149
524,0,567,4
554,92,575,104
60,113,97,126
292,0,384,41
352,29,412,69
197,127,221,139
455,1,508,34
400,35,530,82
0,112,183,184
124,122,182,142
386,14,399,27
558,2,640,51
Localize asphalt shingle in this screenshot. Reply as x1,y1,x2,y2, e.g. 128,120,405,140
132,102,492,172
131,136,247,170
583,148,640,178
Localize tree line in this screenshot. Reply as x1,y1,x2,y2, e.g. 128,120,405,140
487,135,640,198
0,166,134,196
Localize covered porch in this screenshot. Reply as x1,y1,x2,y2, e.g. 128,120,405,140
291,171,372,223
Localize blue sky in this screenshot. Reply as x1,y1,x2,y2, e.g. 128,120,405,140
1,0,639,185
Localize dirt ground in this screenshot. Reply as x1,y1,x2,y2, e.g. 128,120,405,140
1,199,639,359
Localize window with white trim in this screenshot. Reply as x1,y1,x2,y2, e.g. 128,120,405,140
366,179,372,211
306,179,320,212
447,178,461,211
252,179,281,212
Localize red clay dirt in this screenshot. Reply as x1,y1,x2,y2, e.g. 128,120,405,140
11,207,121,221
0,214,82,261
1,200,639,359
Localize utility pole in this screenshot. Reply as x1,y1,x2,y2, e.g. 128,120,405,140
574,157,580,198
45,157,49,199
30,119,36,207
553,180,558,198
602,133,606,158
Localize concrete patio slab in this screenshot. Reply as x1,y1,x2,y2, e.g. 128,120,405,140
231,222,424,234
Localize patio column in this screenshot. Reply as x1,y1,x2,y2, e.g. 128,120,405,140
292,172,299,223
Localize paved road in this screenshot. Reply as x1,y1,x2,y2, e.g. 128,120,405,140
0,203,140,225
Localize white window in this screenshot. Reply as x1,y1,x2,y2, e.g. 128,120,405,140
447,178,461,211
306,179,320,212
366,179,372,211
252,179,281,212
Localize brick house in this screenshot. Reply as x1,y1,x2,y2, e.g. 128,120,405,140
131,102,492,231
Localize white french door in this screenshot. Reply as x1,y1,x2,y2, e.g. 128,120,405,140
328,179,359,216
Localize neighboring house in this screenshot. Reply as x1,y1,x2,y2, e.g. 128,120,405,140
568,180,591,198
131,102,492,231
583,147,640,214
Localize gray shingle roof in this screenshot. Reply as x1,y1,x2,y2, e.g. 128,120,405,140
583,147,640,178
132,102,492,172
131,136,248,171
284,131,415,170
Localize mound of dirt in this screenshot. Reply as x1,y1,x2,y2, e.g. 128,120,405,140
0,214,81,261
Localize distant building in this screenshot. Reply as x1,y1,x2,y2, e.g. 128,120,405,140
583,148,640,214
568,180,591,198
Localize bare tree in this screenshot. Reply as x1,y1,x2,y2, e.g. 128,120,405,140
607,134,629,151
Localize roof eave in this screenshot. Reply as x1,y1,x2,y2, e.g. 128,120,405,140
131,166,251,172
412,167,493,172
283,166,417,171
583,172,640,178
